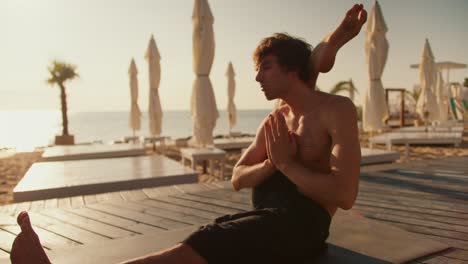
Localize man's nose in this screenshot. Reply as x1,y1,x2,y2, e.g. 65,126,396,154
255,71,262,82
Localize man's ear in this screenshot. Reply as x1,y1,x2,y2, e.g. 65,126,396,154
286,69,299,80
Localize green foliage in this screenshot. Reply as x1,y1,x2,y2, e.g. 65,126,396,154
405,88,421,103
329,79,358,101
46,60,79,136
47,60,79,86
355,105,362,122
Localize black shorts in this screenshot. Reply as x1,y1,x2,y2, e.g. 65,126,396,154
182,201,331,264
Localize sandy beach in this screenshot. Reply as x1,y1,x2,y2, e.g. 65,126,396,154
1,132,467,206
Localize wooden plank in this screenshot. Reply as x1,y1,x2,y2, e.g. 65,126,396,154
420,255,466,264
2,225,80,249
207,180,232,189
355,204,468,228
83,194,98,205
86,203,188,230
378,169,468,187
0,229,17,253
28,212,109,245
173,183,212,194
359,186,468,211
70,196,85,209
95,191,124,203
359,181,465,204
358,191,468,213
141,185,187,199
172,193,251,211
417,233,468,252
360,173,468,199
41,209,138,239
399,166,468,177
119,190,148,201
382,169,468,184
443,249,468,261
57,197,72,209
365,217,468,249
64,207,157,234
29,199,45,212
138,199,221,220
202,182,225,190
356,208,468,235
44,198,58,209
190,189,252,205
372,171,468,192
110,200,210,225
0,204,16,216
13,202,31,216
152,196,243,215
0,214,17,226
356,198,468,220
0,249,9,258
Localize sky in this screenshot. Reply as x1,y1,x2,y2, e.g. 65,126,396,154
1,0,467,112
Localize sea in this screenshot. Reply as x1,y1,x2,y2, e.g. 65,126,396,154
0,110,271,151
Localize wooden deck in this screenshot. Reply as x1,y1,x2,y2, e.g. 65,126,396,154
0,156,467,263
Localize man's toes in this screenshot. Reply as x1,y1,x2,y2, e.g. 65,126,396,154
358,10,367,24
17,211,28,226
347,4,360,16
19,213,34,236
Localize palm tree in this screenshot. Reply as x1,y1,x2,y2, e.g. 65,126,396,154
46,60,79,144
405,88,421,105
329,79,358,102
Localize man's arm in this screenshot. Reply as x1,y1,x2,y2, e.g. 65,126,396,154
267,98,361,210
231,117,276,191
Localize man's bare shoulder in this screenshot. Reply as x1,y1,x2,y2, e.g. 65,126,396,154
316,93,357,131
322,93,356,117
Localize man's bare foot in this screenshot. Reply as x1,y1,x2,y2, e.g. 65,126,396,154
10,211,51,264
330,4,368,48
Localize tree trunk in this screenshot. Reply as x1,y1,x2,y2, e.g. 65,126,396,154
59,83,69,135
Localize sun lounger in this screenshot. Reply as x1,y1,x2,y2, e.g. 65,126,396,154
41,143,147,162
180,147,226,179
369,131,462,159
13,155,198,202
360,148,400,165
395,125,463,133
213,137,254,150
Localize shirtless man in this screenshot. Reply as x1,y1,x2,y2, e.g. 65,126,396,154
11,4,366,264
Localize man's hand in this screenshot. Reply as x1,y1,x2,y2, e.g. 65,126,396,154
264,112,298,173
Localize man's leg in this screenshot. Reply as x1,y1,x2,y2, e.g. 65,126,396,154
10,211,207,264
310,3,367,79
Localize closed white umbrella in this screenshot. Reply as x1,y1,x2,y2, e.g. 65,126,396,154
435,71,448,122
191,0,218,146
128,58,141,136
363,0,389,132
226,62,237,134
145,35,163,136
416,39,439,122
410,61,466,84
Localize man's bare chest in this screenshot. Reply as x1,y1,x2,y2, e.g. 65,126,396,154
286,116,331,162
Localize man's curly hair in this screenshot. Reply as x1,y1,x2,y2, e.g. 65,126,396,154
253,33,313,83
